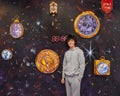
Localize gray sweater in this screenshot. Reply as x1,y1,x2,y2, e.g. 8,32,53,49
62,47,85,80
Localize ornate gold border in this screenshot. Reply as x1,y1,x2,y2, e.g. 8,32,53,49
10,19,24,39
74,11,100,38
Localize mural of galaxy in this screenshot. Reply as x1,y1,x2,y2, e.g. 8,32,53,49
0,0,120,96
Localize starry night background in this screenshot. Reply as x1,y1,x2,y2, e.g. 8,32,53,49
0,0,120,96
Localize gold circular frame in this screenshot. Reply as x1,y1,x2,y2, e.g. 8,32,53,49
35,49,60,74
10,19,24,39
74,11,100,38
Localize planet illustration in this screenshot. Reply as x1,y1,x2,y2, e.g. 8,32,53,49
35,49,60,74
1,49,13,60
97,62,109,75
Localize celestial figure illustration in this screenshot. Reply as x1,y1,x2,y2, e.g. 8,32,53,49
35,49,60,74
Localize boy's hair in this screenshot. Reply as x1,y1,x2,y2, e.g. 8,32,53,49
66,34,77,45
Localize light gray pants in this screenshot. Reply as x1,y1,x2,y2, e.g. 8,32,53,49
65,75,81,96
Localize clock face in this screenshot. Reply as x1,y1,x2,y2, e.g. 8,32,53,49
1,49,13,60
74,11,100,38
51,6,57,11
97,62,109,75
10,22,24,38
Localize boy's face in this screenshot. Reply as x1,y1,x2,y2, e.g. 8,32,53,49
67,39,75,48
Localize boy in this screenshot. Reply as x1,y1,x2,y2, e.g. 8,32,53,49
61,34,85,96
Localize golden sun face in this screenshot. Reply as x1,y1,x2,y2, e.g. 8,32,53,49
35,49,60,74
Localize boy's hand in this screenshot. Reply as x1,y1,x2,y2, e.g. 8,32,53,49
61,78,65,84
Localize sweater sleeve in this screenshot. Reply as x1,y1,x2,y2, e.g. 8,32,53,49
62,53,66,78
78,50,85,80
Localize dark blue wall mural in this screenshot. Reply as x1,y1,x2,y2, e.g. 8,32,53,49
0,0,120,96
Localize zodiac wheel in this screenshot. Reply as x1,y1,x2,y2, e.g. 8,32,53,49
74,11,100,38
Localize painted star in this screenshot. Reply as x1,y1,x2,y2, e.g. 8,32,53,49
83,41,96,61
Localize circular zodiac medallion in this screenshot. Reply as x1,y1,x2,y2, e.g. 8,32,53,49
1,49,13,60
10,19,24,38
74,11,100,38
97,62,109,75
35,49,60,74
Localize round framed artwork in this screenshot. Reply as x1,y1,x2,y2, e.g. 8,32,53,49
97,62,109,75
74,11,100,38
94,56,110,75
1,49,13,60
35,49,60,74
10,18,24,38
